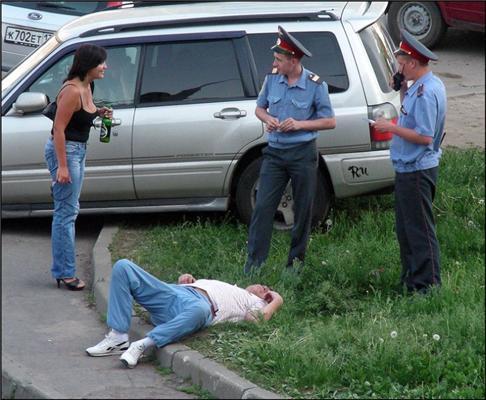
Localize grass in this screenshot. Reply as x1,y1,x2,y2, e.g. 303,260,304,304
110,148,484,398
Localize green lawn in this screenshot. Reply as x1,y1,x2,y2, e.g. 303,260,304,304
110,148,485,399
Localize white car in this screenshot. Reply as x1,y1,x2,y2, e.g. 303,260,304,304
1,1,124,73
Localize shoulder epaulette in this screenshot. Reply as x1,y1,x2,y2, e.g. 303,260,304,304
308,73,323,84
269,67,278,75
417,83,425,97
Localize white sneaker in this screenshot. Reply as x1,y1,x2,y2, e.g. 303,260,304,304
120,342,145,368
86,334,129,357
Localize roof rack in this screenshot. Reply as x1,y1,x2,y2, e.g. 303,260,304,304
80,10,339,38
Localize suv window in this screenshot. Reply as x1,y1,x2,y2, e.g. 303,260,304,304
96,46,141,107
359,22,397,93
139,39,245,104
248,32,349,93
28,45,141,107
29,53,74,103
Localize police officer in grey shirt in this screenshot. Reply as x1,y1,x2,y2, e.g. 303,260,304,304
244,26,336,276
374,30,446,294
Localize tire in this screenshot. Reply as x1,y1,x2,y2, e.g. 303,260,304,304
387,1,447,48
235,157,332,231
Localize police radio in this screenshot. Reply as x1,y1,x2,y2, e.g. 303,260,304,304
392,72,405,91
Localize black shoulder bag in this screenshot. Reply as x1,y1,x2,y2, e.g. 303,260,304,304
42,96,57,121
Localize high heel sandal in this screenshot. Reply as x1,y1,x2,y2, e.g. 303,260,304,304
56,277,85,291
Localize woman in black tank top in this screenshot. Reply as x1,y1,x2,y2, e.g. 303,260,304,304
44,44,113,291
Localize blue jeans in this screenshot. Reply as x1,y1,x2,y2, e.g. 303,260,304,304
245,140,318,273
107,259,213,347
395,167,441,292
44,138,86,279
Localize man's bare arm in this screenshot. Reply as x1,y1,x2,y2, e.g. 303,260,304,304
245,291,283,322
178,274,196,284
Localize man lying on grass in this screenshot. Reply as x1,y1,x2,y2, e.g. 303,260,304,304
86,259,283,368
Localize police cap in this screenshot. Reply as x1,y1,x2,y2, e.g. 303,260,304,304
271,25,312,58
394,29,438,63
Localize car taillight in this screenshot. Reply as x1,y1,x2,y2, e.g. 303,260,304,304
368,103,398,150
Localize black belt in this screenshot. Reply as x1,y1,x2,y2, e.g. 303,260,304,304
193,287,218,318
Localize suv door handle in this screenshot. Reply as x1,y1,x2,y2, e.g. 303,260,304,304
213,107,247,120
93,117,122,128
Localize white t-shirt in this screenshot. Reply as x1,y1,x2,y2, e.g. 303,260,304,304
183,279,267,324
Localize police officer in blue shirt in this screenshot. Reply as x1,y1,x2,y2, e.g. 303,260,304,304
374,30,446,293
244,26,336,276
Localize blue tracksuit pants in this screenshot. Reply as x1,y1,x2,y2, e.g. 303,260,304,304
107,259,213,347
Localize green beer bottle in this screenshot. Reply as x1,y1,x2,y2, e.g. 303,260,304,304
100,106,112,143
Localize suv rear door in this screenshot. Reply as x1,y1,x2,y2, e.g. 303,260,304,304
132,33,263,199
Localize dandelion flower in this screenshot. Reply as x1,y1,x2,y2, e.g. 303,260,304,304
433,334,440,341
390,331,397,338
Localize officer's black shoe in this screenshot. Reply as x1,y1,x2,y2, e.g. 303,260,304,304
243,261,263,277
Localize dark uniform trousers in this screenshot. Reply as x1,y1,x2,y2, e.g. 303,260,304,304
245,139,318,272
394,167,441,292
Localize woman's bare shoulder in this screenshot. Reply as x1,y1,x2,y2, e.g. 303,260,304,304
58,81,81,104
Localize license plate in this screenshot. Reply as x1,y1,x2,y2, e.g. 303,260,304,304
4,26,53,48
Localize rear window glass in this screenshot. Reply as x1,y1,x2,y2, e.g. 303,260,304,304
248,31,349,94
3,2,111,16
359,22,397,93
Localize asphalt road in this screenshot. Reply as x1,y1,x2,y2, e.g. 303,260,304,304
431,29,485,148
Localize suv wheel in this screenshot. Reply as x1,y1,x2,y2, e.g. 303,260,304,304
388,1,447,48
235,157,331,231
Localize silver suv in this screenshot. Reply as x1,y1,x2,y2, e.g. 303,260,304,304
2,1,399,228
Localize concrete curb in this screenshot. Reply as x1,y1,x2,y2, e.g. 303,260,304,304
2,356,64,399
92,223,285,400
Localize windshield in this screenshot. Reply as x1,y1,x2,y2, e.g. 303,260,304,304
2,36,60,99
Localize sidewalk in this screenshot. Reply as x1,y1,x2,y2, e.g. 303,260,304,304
2,221,282,399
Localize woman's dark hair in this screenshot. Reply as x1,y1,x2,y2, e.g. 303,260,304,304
65,44,107,82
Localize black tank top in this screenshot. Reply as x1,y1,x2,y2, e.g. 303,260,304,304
52,83,98,143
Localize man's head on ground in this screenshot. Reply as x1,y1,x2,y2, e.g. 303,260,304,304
246,284,275,302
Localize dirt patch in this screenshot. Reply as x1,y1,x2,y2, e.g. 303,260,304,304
109,227,146,261
443,93,485,148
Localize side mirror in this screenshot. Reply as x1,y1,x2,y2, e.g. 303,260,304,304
12,92,49,114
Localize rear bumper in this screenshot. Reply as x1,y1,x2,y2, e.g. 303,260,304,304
323,150,395,198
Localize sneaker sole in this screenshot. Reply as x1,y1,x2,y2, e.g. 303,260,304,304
86,348,128,357
120,358,136,368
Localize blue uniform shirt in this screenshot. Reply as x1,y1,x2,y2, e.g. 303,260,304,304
256,67,334,149
391,71,447,173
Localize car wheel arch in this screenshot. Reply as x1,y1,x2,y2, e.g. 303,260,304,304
231,145,334,229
